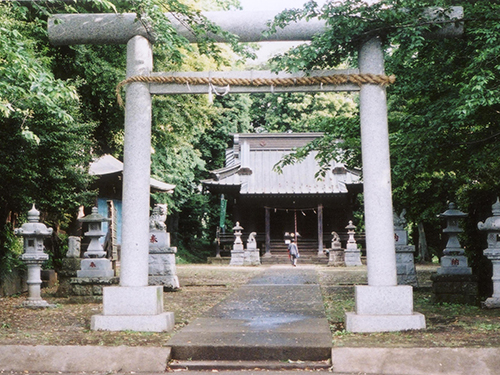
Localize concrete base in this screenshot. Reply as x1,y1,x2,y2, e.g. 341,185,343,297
91,285,174,332
91,312,174,332
345,312,426,333
345,285,426,332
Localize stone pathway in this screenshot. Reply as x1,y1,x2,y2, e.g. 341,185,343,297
166,265,332,362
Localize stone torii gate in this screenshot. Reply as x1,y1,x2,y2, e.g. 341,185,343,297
48,8,462,333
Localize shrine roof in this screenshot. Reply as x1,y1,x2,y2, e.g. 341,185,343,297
90,154,176,193
202,133,361,195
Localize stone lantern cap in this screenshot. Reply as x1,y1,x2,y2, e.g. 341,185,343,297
478,198,500,231
233,222,243,232
14,205,53,237
345,220,356,231
78,207,110,224
438,202,467,219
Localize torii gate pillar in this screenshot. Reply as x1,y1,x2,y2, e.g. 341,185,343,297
344,37,425,332
91,35,174,332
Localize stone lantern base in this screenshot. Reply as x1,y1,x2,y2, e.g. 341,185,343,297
431,274,479,305
230,244,245,266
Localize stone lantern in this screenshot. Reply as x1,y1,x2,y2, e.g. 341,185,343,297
77,207,114,278
344,220,362,266
437,202,471,275
431,202,477,305
14,205,53,308
478,198,500,308
229,222,245,266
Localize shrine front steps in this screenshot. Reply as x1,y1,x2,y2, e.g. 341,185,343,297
261,253,329,265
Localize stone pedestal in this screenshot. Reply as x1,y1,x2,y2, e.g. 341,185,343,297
431,274,479,305
345,285,426,332
345,244,362,267
437,255,472,275
148,231,179,290
91,286,175,332
77,258,114,278
243,248,260,266
328,249,345,267
396,245,418,287
230,244,245,266
148,205,179,290
328,232,345,267
243,233,260,266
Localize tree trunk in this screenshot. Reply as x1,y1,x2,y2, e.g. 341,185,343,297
417,222,429,262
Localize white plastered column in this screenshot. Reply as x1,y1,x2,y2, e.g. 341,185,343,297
344,37,425,332
91,36,174,332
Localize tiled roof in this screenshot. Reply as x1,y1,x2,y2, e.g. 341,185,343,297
202,133,361,195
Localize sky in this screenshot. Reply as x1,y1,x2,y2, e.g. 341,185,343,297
238,0,320,12
237,0,326,63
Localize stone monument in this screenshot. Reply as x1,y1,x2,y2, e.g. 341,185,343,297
328,231,345,267
77,207,114,278
394,210,418,287
431,202,478,305
148,204,179,289
478,198,500,308
344,221,362,266
243,231,260,266
229,222,245,266
14,205,54,308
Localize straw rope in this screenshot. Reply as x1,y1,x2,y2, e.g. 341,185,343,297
116,73,396,106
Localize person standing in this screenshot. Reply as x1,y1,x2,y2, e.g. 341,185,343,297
288,238,299,267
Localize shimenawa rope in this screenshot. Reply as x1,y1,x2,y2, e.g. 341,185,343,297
116,73,396,107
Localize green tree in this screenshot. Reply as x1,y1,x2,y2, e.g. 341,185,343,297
0,2,96,273
268,0,500,269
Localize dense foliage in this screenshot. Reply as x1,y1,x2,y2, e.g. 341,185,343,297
0,0,251,272
269,0,500,274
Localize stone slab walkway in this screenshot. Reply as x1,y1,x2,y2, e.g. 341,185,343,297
166,265,332,361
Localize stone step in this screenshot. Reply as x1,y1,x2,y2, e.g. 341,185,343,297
167,268,332,363
168,359,331,371
261,255,329,265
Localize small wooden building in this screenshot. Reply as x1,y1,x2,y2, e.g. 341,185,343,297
202,133,362,256
89,154,175,248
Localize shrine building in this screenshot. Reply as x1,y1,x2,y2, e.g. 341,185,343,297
202,133,363,258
